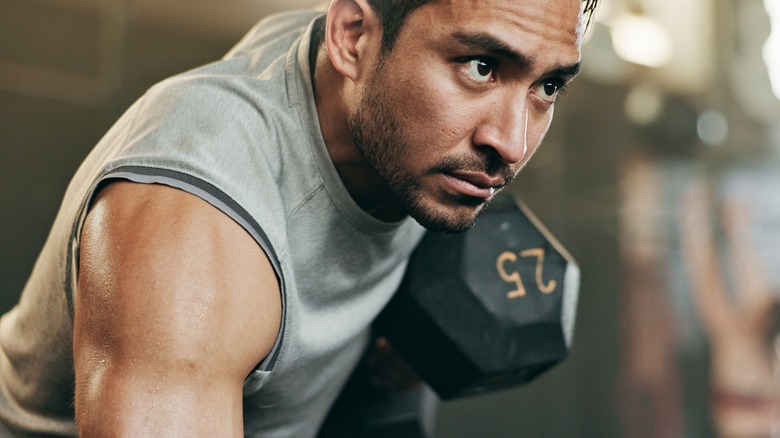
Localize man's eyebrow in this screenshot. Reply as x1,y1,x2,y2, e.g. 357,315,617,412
550,63,581,80
452,31,581,79
453,31,531,68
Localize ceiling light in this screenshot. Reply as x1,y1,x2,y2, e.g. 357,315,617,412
611,14,673,68
764,0,780,99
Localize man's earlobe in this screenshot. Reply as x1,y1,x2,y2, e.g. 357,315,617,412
325,0,375,81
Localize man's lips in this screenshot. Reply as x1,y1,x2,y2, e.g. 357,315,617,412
443,170,506,199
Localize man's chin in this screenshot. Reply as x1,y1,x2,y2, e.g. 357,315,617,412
407,196,488,234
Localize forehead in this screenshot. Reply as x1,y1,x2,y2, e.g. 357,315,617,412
400,0,584,58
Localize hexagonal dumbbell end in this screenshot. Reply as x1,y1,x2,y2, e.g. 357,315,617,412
374,193,579,400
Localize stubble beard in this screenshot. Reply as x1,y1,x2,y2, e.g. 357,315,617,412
347,64,507,234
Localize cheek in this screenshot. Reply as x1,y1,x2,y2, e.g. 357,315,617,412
527,110,555,151
396,84,473,152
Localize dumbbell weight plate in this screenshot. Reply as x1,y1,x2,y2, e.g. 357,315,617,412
374,193,579,400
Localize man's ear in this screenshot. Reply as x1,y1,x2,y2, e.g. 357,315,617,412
324,0,380,81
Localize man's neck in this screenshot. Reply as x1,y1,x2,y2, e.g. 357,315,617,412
310,34,406,222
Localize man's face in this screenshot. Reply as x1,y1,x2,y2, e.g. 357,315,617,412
349,0,584,233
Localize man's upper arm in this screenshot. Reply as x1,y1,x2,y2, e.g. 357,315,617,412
73,181,282,436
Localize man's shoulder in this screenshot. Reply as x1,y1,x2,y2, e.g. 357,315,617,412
225,9,324,61
132,11,324,131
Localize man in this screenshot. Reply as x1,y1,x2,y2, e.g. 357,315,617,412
0,0,595,435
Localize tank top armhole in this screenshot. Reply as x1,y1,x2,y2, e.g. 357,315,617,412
67,165,287,374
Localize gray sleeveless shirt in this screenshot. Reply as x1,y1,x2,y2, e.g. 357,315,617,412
0,11,425,437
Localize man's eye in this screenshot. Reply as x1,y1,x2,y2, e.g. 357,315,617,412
532,79,567,103
464,59,495,83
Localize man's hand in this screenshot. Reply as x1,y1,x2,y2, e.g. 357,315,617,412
365,337,421,391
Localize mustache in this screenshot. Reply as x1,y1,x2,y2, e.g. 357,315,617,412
430,154,516,186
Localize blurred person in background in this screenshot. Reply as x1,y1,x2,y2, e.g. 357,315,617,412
680,179,780,438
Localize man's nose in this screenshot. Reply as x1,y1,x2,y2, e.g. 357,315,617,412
472,93,528,165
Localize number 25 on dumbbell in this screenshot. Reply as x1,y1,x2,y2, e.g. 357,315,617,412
496,247,557,298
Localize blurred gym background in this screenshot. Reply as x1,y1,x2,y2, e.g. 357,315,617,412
1,0,779,436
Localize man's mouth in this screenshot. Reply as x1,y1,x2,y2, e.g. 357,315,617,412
443,170,506,199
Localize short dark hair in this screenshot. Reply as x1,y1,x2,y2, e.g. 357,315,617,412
366,0,434,53
367,0,600,54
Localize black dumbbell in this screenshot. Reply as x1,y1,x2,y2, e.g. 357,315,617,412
374,192,579,400
318,193,579,437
